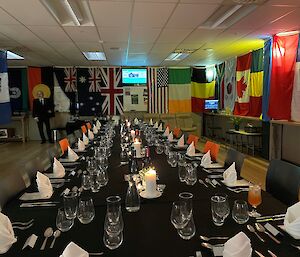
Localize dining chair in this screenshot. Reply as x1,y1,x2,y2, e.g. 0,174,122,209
59,138,70,153
74,129,82,139
81,125,87,134
203,141,220,161
266,159,300,206
187,134,199,145
86,122,92,130
224,148,245,174
175,113,197,133
173,127,182,138
67,134,76,146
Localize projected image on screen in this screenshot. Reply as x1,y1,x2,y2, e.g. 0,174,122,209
122,69,147,84
205,100,218,110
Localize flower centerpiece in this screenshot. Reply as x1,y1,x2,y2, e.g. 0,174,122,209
230,116,243,131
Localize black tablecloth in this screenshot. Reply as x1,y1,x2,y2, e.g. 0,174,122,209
2,129,300,257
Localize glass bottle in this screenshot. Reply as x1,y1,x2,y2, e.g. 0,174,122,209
125,175,140,212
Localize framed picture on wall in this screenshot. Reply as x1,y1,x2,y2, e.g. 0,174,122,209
0,129,8,139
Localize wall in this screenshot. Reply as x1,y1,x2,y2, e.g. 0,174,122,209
282,125,300,165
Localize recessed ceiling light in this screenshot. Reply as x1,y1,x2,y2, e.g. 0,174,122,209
276,30,299,37
7,50,24,60
82,51,106,61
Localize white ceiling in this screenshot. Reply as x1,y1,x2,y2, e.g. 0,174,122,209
0,0,299,67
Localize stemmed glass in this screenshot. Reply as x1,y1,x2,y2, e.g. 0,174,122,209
170,201,190,229
185,163,197,186
167,151,178,167
56,208,74,232
248,184,262,217
63,192,78,220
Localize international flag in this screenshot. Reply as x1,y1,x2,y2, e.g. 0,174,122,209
224,58,237,113
234,53,252,116
147,67,168,114
191,67,215,112
215,62,225,109
291,35,300,122
269,34,299,120
168,67,191,113
28,66,54,114
249,48,264,117
99,67,124,116
0,50,11,124
262,39,272,121
76,68,104,116
8,68,28,115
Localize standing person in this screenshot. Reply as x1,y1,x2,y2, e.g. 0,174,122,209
32,91,53,144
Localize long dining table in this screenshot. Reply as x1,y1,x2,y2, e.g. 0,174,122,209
2,126,300,257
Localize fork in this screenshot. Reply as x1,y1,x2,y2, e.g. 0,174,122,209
198,179,208,188
200,235,229,241
227,187,248,193
12,223,34,230
12,219,34,226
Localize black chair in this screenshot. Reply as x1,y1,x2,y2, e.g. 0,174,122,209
67,134,76,146
224,148,245,174
266,159,300,206
74,129,82,139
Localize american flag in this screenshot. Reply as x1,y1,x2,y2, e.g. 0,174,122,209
147,67,168,113
99,67,123,115
88,68,102,92
64,67,77,92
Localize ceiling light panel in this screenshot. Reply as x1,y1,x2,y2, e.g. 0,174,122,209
6,50,24,60
82,51,106,61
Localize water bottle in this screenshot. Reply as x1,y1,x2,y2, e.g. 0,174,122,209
125,175,140,212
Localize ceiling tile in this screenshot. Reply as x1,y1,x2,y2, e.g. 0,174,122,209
150,43,178,54
99,27,129,42
156,28,192,44
182,28,223,44
129,43,153,54
0,8,19,25
75,42,104,52
64,26,101,42
131,27,161,43
0,24,41,42
28,26,71,42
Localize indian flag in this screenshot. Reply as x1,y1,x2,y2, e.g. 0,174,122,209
168,68,191,113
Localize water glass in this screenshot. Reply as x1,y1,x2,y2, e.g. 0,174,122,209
105,196,123,235
98,156,109,171
164,142,170,155
185,164,197,186
91,171,101,192
170,201,190,229
232,200,249,224
87,159,97,174
168,151,178,167
98,167,109,187
155,142,164,155
179,192,193,219
56,208,74,232
82,174,91,190
177,216,196,240
63,192,78,220
103,230,123,250
211,194,230,226
77,197,95,224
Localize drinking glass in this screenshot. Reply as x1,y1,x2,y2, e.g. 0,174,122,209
105,196,123,235
170,201,190,229
82,174,91,190
98,167,109,187
248,184,262,217
120,146,128,163
177,215,196,240
178,159,187,182
56,208,74,232
179,192,193,219
168,151,178,167
77,197,95,224
90,171,101,192
155,142,164,155
63,192,78,220
164,142,170,155
211,194,230,226
232,200,249,224
103,230,123,250
185,164,197,186
98,156,109,171
87,159,97,174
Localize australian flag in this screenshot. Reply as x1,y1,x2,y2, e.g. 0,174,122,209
0,51,11,124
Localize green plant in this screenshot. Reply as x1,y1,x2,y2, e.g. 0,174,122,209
230,116,243,126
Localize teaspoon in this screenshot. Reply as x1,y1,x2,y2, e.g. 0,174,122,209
201,242,224,250
50,230,61,248
247,224,265,242
200,235,229,241
40,227,53,250
255,223,281,244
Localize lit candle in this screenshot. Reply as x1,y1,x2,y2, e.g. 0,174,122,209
133,139,141,157
145,169,157,197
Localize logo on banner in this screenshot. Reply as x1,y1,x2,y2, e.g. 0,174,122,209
9,87,21,99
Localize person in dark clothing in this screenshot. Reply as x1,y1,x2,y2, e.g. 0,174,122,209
32,91,53,144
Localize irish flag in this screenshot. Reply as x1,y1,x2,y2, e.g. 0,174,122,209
168,68,191,113
291,36,300,122
234,53,252,116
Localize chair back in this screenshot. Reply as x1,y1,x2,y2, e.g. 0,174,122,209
67,134,76,145
86,122,92,130
59,138,70,153
224,148,245,174
203,141,220,161
187,134,199,145
266,159,300,206
74,129,82,139
173,128,182,138
81,125,87,134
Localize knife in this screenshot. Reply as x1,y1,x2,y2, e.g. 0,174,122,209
256,217,285,223
256,214,285,220
255,250,265,257
268,250,277,257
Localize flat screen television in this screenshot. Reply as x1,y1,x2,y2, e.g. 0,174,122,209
205,100,218,110
122,68,147,84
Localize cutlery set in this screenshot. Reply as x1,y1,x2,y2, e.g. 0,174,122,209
226,187,249,193
20,201,60,208
256,214,285,223
12,219,34,230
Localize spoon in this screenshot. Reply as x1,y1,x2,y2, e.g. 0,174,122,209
247,224,265,242
40,227,53,250
77,170,83,178
201,242,224,250
200,235,229,241
255,223,281,244
199,179,209,188
50,230,61,248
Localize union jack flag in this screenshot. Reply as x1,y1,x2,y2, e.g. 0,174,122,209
99,67,123,115
88,68,102,92
64,67,77,92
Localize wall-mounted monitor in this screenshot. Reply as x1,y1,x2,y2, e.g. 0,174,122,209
122,68,147,84
204,99,218,110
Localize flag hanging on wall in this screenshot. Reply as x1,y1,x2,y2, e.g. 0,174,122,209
28,67,54,114
215,62,225,109
291,36,300,122
262,39,272,121
249,48,264,117
99,67,123,116
147,67,168,114
76,68,104,116
191,67,215,112
234,53,252,116
0,50,11,124
168,67,191,113
224,58,237,113
269,34,299,120
8,68,28,115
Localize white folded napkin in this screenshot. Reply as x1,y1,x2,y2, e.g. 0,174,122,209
201,150,212,167
168,132,174,142
177,135,185,147
92,124,98,134
284,202,300,239
67,146,79,162
82,133,89,145
223,162,237,185
163,127,170,137
134,118,139,125
154,121,158,129
149,119,153,126
52,157,65,178
20,172,53,200
186,142,195,156
0,213,17,254
96,120,101,129
78,138,85,151
157,123,163,132
88,129,94,140
223,232,252,257
60,242,88,257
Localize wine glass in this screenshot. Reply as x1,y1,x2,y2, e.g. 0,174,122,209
63,192,78,220
170,201,190,229
211,194,230,226
168,151,178,167
232,200,249,224
77,197,95,224
56,208,74,232
185,164,197,186
248,184,262,217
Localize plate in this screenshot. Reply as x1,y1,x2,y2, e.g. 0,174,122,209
139,190,162,199
221,179,249,187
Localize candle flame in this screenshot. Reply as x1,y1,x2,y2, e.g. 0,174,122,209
147,169,156,175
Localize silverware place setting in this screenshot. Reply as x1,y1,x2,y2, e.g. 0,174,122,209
199,235,229,241
12,219,34,230
247,224,265,242
255,223,281,244
198,179,208,188
40,227,53,250
201,242,224,250
20,201,59,208
226,187,249,193
205,178,216,188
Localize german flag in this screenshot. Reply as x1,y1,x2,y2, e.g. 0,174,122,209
191,67,215,112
